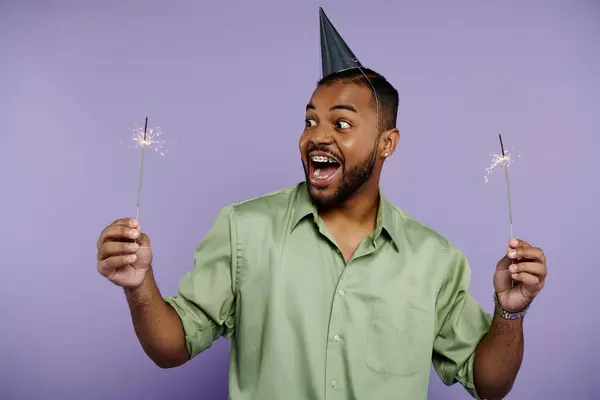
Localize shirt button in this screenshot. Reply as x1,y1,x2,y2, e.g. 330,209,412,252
338,289,345,296
334,334,340,341
330,379,337,388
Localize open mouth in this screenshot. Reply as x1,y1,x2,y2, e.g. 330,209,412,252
308,153,341,187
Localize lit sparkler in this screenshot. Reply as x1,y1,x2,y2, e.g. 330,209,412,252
485,134,519,239
131,119,165,156
130,118,165,222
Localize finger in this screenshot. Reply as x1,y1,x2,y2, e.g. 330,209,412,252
509,238,532,249
509,262,547,278
98,224,140,247
97,254,137,277
97,219,139,246
98,241,140,260
508,246,546,263
112,218,139,228
510,272,540,286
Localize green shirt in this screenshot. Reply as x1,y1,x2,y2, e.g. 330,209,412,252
164,182,492,399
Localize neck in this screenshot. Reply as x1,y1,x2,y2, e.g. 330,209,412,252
318,180,381,229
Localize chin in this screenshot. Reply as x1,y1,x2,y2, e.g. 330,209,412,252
307,183,341,208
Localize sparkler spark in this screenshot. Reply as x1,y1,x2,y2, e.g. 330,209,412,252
484,151,519,183
130,120,166,156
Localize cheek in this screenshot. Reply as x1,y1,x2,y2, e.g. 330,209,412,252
338,134,374,162
338,134,360,148
298,133,309,152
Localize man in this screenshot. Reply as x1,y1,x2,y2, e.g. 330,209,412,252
96,8,547,400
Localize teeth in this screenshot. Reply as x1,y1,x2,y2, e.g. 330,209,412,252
313,168,329,180
311,155,337,163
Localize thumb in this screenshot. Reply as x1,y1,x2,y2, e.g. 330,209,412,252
137,232,151,247
496,252,512,271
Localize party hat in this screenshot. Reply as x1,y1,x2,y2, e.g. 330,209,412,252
319,7,363,78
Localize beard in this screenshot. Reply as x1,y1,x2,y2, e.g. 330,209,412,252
302,140,378,209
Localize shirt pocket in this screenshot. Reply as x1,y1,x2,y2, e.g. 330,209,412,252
365,300,432,376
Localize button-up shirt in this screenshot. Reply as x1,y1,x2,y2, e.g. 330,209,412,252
164,182,492,399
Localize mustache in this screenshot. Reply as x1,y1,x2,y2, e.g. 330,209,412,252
306,144,345,164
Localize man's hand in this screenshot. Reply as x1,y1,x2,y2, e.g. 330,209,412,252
494,238,547,313
97,218,153,288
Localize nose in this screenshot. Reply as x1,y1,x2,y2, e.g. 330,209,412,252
309,125,334,145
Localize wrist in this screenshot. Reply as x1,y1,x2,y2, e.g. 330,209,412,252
493,292,530,320
124,268,154,303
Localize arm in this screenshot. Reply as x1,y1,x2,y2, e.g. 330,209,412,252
97,208,237,368
97,218,190,369
433,239,545,399
125,268,189,369
128,206,237,366
163,205,238,360
473,312,524,400
474,238,546,399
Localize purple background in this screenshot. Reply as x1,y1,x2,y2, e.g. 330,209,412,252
1,1,598,399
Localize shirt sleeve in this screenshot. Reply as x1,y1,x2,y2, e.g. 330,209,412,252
164,205,238,359
432,244,493,399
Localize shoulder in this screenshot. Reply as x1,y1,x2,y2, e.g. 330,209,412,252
215,184,301,227
385,201,465,264
387,204,471,287
391,203,451,246
230,184,299,214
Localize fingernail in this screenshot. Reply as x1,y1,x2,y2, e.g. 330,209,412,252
125,254,137,263
129,230,139,238
511,273,518,280
129,243,139,251
510,238,518,246
508,250,517,258
509,265,517,273
129,219,138,227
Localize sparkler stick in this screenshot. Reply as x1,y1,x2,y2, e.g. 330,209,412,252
499,134,514,239
135,118,148,222
485,134,519,240
129,118,166,224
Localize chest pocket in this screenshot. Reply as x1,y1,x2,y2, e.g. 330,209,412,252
365,300,433,376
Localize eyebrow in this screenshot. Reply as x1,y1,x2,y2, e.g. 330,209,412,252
306,103,357,113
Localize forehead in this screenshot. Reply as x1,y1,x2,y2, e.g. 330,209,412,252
309,82,374,111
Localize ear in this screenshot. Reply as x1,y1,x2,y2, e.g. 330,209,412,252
380,128,400,159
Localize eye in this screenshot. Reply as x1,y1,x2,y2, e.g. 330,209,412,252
305,118,317,128
335,120,351,130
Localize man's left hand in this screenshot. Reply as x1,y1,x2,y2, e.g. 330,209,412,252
494,238,547,313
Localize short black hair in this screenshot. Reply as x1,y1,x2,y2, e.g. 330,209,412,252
317,67,399,132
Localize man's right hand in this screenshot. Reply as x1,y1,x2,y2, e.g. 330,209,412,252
97,218,153,288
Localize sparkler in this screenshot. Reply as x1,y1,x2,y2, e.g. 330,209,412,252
130,118,165,222
485,134,518,239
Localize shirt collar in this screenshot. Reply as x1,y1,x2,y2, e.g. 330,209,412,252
290,182,400,250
